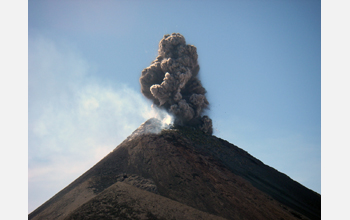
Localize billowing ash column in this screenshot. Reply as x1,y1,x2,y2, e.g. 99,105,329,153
140,33,212,135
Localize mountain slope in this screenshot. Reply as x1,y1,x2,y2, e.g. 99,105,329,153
65,181,227,220
29,119,320,220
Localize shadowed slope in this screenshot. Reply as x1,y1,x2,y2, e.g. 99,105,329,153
65,182,227,220
29,119,320,220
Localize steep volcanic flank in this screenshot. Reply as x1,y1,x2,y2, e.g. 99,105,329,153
29,119,321,220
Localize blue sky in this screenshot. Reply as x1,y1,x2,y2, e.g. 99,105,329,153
28,0,321,213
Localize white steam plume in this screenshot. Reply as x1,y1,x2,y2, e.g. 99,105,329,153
28,35,164,213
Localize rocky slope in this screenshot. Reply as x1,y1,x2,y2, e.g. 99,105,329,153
29,119,320,220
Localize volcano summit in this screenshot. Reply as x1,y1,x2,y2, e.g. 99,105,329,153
29,119,320,220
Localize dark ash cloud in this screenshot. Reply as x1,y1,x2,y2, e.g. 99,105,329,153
140,33,212,135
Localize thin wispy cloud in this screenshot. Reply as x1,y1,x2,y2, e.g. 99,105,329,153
28,35,154,212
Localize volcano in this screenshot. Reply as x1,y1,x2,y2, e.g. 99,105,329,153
29,118,321,220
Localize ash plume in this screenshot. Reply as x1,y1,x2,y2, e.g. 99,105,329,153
140,33,212,135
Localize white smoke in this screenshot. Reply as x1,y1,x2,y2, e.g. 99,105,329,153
146,105,174,130
28,34,164,213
